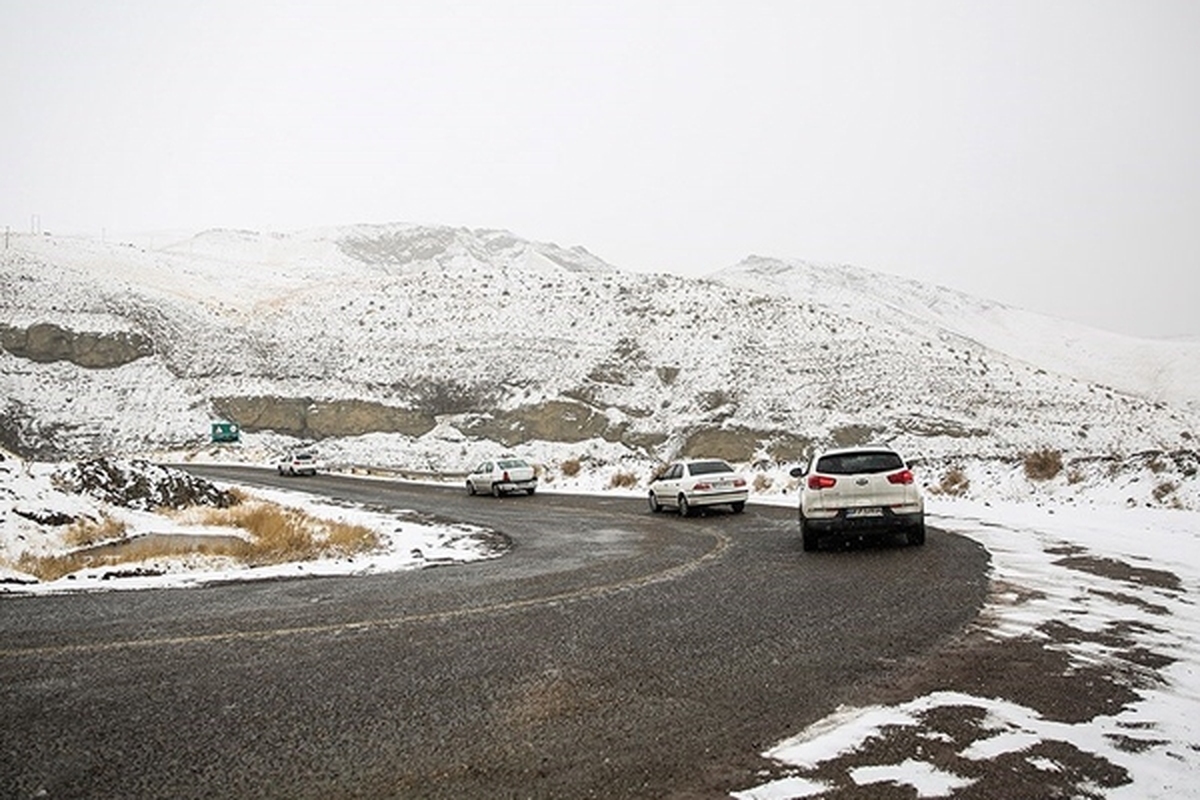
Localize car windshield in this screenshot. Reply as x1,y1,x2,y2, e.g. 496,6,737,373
816,451,904,475
293,453,314,462
497,459,528,469
689,460,733,476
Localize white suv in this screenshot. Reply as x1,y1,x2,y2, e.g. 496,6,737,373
790,446,925,551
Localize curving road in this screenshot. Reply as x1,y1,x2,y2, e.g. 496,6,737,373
0,466,989,799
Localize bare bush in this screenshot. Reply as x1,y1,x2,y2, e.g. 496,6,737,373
608,471,639,489
753,473,773,493
560,458,582,477
64,514,128,548
202,501,379,565
931,466,970,497
1153,481,1177,504
14,499,380,582
1023,449,1063,481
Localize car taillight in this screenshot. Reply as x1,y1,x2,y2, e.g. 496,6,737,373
693,481,713,491
502,471,510,482
808,475,837,490
733,477,746,487
887,469,915,485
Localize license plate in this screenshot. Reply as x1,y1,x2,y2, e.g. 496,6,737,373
845,507,884,518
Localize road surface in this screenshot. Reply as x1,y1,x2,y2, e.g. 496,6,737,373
0,466,988,798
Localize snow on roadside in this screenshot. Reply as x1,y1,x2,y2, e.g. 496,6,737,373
734,500,1200,799
0,457,503,595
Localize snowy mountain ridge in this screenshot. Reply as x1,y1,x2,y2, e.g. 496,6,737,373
711,255,1200,409
1,224,1197,483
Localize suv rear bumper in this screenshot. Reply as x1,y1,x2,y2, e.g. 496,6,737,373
802,507,924,535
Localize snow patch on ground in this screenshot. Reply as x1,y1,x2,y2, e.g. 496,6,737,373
0,455,502,594
734,500,1200,799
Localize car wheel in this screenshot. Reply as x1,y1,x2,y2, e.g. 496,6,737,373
466,480,476,496
800,515,818,552
678,495,692,518
492,483,502,498
908,523,926,546
526,488,536,496
731,501,745,514
648,492,662,513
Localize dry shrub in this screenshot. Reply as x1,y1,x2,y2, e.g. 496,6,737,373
322,520,380,556
608,471,639,489
1023,449,1063,481
753,473,773,493
1153,481,1177,503
64,514,128,548
200,501,379,565
14,535,246,582
17,552,89,582
14,499,380,582
931,466,970,497
560,458,582,477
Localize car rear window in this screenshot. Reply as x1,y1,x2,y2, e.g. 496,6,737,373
816,451,904,475
689,460,733,475
497,459,528,469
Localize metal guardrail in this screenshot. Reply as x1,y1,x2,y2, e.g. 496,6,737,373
339,465,469,482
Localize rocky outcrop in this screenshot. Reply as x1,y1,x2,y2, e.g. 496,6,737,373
460,399,669,453
680,427,814,464
212,396,437,440
0,323,153,368
54,457,237,510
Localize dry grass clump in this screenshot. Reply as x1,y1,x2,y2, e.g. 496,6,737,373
608,471,639,489
560,458,582,477
13,535,246,582
1023,449,1064,481
753,473,773,493
11,498,380,582
200,501,379,564
930,466,970,497
64,514,128,548
16,552,96,582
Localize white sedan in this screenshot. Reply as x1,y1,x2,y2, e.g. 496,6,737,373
466,458,538,497
647,459,748,517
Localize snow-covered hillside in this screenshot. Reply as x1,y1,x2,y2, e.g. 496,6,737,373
712,256,1200,410
1,224,1197,506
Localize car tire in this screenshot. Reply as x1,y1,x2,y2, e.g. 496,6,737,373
678,495,692,518
525,488,536,496
731,501,745,514
492,483,502,498
467,480,476,496
908,523,926,546
800,515,818,552
648,492,662,513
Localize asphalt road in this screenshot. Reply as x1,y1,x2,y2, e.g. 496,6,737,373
0,467,989,799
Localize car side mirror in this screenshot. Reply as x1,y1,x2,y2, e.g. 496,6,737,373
789,466,806,478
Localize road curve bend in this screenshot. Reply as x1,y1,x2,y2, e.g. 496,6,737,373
0,466,989,799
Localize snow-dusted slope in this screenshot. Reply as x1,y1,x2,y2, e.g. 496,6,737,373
712,256,1200,409
1,225,1197,472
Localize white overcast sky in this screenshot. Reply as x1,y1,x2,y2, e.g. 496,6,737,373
3,1,1198,338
